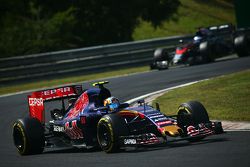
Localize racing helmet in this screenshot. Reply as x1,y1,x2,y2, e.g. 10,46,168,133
104,96,120,112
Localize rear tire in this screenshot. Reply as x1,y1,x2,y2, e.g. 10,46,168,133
234,35,250,57
13,117,45,155
97,114,129,153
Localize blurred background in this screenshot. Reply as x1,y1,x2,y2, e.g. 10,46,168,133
0,0,238,58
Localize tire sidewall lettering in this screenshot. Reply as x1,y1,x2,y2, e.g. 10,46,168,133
178,106,191,114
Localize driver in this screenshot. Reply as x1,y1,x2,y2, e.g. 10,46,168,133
104,96,120,113
195,27,212,39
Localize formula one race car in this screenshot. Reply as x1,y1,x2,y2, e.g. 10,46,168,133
151,24,250,69
13,81,223,155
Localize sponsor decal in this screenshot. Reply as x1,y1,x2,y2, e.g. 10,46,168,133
42,87,75,100
137,133,160,145
156,121,172,126
154,117,168,122
28,96,44,123
144,109,156,113
29,98,43,106
178,106,185,110
124,139,137,145
147,113,160,116
178,106,191,113
53,125,65,132
43,87,71,96
149,114,164,119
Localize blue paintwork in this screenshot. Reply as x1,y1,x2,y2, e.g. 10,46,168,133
51,87,175,143
53,88,105,125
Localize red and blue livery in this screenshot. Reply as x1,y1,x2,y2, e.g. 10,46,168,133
12,81,223,155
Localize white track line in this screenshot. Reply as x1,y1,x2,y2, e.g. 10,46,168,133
125,79,208,104
125,79,250,132
0,70,150,98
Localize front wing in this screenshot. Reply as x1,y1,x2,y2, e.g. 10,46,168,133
119,121,223,147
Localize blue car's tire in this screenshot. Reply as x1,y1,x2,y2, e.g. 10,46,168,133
234,35,250,57
13,117,45,155
177,101,210,141
97,114,128,153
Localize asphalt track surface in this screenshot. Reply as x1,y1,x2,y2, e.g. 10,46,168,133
1,56,250,167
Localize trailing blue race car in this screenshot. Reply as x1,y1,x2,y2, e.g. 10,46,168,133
151,24,250,69
13,81,223,155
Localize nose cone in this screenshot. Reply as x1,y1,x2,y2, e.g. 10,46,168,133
161,125,182,137
173,54,183,64
174,46,188,64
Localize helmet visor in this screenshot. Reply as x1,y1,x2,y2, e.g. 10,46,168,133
109,103,119,111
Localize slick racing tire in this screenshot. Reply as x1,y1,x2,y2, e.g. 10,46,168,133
177,101,210,141
97,114,129,153
13,117,45,155
234,35,250,57
199,41,213,64
153,48,169,61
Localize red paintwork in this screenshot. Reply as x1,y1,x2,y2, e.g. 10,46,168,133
66,92,89,120
175,43,193,55
38,87,76,101
176,47,188,54
28,86,81,123
28,95,45,123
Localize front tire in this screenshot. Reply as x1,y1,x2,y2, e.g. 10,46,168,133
153,48,169,61
97,114,128,153
13,117,45,155
177,101,210,141
199,41,213,64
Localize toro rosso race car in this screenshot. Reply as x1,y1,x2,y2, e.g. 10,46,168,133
151,24,250,69
13,81,223,155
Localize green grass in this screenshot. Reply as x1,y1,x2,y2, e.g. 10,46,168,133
0,66,149,95
133,0,236,40
152,70,250,121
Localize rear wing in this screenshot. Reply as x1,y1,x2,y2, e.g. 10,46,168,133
208,23,235,34
28,85,83,123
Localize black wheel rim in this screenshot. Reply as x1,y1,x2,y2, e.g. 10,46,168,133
98,124,111,149
177,110,192,128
